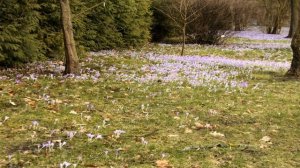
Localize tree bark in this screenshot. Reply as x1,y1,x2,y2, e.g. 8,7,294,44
287,1,300,77
181,25,186,56
267,26,272,34
287,0,298,38
60,0,80,75
271,17,280,34
234,11,242,31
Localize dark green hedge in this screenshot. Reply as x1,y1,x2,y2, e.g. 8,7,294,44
0,0,152,67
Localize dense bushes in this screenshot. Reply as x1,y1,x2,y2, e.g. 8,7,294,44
151,0,182,42
2,0,278,67
231,0,256,31
84,0,152,51
37,0,63,58
152,0,255,45
82,1,124,51
189,0,233,45
0,0,152,67
114,0,152,48
0,0,44,67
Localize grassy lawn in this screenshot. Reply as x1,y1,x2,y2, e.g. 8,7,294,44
142,43,292,62
0,38,299,167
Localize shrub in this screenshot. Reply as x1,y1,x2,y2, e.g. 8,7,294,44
152,0,234,45
37,0,63,58
151,1,178,42
81,1,124,51
0,0,152,67
189,0,233,45
82,0,152,51
231,0,256,31
0,0,44,67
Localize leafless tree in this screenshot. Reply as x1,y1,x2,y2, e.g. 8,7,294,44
287,0,298,37
189,0,233,45
262,0,289,34
154,0,203,55
230,0,256,31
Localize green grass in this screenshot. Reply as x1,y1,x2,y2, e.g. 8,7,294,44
142,43,292,62
226,37,291,44
0,40,299,167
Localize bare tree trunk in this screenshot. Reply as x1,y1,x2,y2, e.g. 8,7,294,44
181,25,186,56
271,17,280,34
287,0,298,37
234,11,241,31
287,34,300,76
60,0,80,75
266,13,273,33
267,26,272,34
287,1,300,77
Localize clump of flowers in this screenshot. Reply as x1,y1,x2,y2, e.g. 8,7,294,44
115,53,290,92
66,131,77,140
113,130,126,138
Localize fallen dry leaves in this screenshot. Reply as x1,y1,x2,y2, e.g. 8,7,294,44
210,131,225,138
24,97,36,107
156,160,172,168
260,136,272,149
194,122,217,130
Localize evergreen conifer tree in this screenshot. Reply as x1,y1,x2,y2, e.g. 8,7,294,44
82,0,152,51
114,0,152,47
0,0,152,67
37,0,63,58
0,0,43,66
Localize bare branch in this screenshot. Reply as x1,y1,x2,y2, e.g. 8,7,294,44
153,6,182,28
73,1,105,19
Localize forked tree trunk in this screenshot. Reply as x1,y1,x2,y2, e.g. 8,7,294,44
60,0,80,75
271,17,281,34
287,1,300,77
287,0,298,38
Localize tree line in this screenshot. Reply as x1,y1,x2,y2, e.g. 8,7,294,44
1,0,300,77
0,0,151,72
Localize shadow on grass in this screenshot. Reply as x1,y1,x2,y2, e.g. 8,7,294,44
253,70,300,82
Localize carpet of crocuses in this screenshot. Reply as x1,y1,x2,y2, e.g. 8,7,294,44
116,53,289,90
0,28,299,167
233,26,290,40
